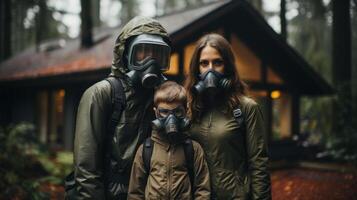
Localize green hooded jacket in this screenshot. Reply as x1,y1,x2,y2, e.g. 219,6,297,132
73,16,170,199
189,96,271,200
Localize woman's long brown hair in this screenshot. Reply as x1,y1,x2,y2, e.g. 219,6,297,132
184,33,246,120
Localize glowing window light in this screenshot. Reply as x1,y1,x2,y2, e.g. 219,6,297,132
270,90,281,99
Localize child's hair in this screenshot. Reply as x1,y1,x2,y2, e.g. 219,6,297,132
154,81,187,107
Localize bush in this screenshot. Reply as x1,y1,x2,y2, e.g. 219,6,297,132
0,122,73,199
316,88,357,164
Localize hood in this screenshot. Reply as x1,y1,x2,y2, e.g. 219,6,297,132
111,16,170,77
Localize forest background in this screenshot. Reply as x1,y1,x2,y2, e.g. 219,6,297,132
0,0,356,198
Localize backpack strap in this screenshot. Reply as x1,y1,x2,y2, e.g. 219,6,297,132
183,138,195,197
106,76,126,132
105,76,126,164
142,137,154,175
104,77,126,187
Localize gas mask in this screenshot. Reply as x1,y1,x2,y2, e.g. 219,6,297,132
193,69,232,95
126,34,171,88
152,106,190,137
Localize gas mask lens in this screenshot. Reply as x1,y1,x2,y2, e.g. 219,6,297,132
130,43,170,71
126,34,171,88
157,106,186,119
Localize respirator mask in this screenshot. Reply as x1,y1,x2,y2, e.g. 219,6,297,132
126,34,171,88
152,106,190,138
193,69,232,94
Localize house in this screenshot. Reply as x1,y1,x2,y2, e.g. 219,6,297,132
0,0,332,154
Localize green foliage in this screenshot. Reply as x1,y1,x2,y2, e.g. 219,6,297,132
38,151,73,179
322,129,357,164
289,0,332,83
0,122,73,199
287,0,334,146
300,97,333,142
319,83,357,164
0,123,48,198
286,1,357,164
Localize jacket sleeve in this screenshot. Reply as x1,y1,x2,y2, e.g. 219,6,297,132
244,101,271,200
74,81,111,200
192,141,211,200
127,144,147,200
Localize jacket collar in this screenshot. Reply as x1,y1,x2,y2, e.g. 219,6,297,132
151,129,188,151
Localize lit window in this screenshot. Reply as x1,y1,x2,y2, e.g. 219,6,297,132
164,53,179,75
270,90,281,99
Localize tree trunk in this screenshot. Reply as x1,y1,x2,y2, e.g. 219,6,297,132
280,0,287,40
36,0,50,51
92,0,100,27
120,0,137,24
332,0,352,131
0,0,12,61
80,0,93,48
14,2,21,53
351,0,357,124
19,1,25,51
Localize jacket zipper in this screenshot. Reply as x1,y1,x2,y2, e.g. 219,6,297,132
208,111,213,128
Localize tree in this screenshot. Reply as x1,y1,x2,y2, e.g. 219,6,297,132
1,0,69,56
0,0,12,62
280,0,287,40
36,0,49,51
287,0,333,141
155,0,207,16
319,0,356,163
332,0,352,131
120,0,138,24
352,1,357,114
80,0,94,48
92,0,100,27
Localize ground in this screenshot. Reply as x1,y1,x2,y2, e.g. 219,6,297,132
271,168,357,200
40,167,357,200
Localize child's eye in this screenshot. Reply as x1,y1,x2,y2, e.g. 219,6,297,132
159,109,169,117
174,108,185,118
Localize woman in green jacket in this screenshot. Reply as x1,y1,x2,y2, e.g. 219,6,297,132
184,33,271,200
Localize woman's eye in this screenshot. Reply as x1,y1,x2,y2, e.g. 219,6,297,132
213,59,224,67
199,60,209,67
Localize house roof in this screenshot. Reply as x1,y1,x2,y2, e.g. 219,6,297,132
0,0,333,95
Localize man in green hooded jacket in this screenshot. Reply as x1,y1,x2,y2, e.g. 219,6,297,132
73,16,171,199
